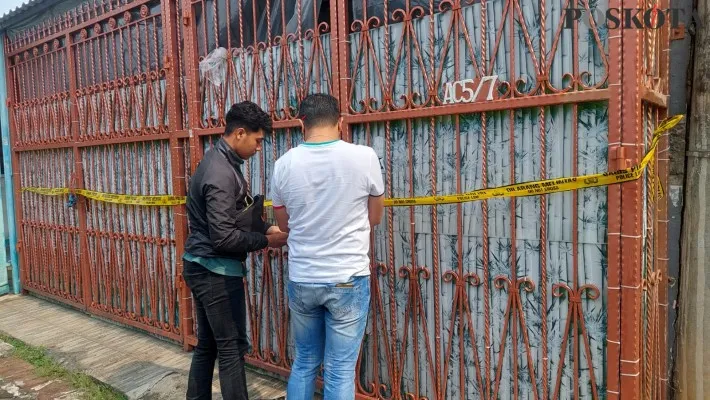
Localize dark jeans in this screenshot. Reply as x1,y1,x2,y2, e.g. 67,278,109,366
183,260,250,400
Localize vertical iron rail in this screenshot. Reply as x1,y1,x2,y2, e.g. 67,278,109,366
606,0,623,397
65,31,92,311
179,0,201,346
330,0,341,120
162,0,190,350
657,0,671,393
619,0,644,397
336,0,350,142
181,0,201,177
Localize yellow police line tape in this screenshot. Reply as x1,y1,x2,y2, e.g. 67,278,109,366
21,115,683,207
20,187,187,206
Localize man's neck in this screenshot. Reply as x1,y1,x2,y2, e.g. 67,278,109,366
304,126,340,143
218,137,245,166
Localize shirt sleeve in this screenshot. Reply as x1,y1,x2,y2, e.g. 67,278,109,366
270,160,284,209
367,148,385,197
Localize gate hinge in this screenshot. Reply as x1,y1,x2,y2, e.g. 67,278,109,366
164,56,172,70
182,13,191,27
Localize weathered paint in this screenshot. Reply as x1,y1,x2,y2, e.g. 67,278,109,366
0,32,18,295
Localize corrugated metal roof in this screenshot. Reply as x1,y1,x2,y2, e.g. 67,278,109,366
0,0,59,28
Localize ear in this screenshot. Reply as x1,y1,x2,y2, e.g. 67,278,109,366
235,127,246,138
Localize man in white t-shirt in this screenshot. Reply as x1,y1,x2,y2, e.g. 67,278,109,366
270,94,384,399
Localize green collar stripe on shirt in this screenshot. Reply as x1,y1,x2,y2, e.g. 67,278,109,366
301,139,340,147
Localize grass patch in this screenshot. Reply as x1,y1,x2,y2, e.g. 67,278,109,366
0,332,126,400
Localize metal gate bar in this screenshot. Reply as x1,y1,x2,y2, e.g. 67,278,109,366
3,0,672,399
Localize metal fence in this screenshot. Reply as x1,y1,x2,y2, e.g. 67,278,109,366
5,0,672,399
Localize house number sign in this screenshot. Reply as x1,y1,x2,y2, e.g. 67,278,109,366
442,75,500,105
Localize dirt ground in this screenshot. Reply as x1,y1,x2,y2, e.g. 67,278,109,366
0,342,84,400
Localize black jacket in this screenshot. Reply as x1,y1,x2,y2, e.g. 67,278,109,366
184,138,271,261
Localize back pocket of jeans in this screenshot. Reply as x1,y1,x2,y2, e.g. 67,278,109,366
328,283,368,319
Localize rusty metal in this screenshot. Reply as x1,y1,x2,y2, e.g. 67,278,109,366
5,0,673,399
8,0,184,340
670,24,685,41
640,0,671,397
606,0,623,397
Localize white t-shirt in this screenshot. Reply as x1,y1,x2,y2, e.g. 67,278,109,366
270,140,385,283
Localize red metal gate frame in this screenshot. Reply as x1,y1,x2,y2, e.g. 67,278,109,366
171,0,673,397
6,0,189,342
4,0,672,398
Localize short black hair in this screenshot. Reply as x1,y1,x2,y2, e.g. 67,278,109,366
298,93,340,130
225,101,272,136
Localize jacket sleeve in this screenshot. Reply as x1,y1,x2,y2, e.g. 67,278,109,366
203,174,269,254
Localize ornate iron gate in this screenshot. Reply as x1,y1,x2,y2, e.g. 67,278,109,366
5,0,672,399
6,0,189,342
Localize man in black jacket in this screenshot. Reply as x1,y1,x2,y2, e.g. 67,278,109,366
182,101,288,400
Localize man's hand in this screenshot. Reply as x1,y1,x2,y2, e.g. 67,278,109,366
266,225,282,235
266,232,288,248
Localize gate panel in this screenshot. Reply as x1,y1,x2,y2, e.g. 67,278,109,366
68,0,181,338
18,149,81,305
178,0,620,398
343,0,609,119
348,105,608,399
4,0,672,398
183,0,335,134
71,3,168,141
81,142,180,339
341,1,610,398
641,104,666,400
8,0,187,343
640,0,671,386
8,28,82,307
639,0,672,397
8,38,72,146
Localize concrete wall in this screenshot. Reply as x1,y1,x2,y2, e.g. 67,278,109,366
667,0,695,387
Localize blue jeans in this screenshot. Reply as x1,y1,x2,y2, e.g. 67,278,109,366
286,275,370,400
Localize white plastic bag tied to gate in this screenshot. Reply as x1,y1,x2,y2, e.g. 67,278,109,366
199,47,229,87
